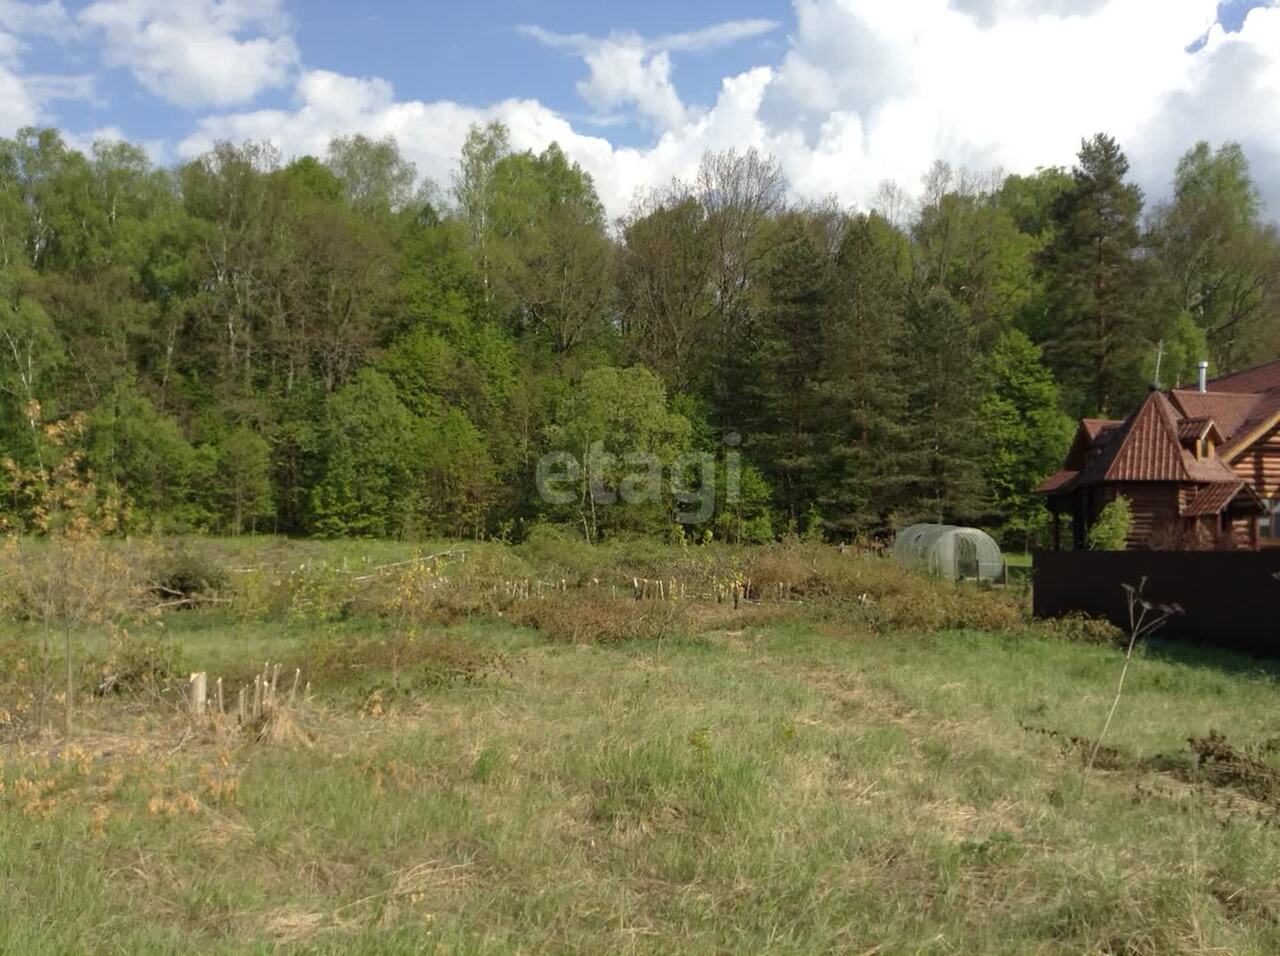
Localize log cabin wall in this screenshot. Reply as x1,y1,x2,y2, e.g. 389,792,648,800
1231,423,1280,498
1112,482,1180,548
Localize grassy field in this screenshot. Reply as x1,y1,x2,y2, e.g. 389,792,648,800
3,537,1280,954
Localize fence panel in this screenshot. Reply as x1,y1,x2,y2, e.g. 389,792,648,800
1032,550,1280,656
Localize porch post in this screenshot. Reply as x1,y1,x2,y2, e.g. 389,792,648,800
1050,504,1061,551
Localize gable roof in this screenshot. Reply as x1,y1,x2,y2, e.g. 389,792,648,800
1039,390,1238,494
1041,359,1280,498
1175,416,1223,444
1090,391,1187,482
1182,480,1267,517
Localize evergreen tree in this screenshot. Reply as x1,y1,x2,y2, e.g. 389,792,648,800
818,214,912,536
740,216,834,528
898,288,988,524
216,426,273,535
1037,134,1159,417
311,370,423,538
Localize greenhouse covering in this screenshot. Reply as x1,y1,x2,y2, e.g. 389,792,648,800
892,524,1004,582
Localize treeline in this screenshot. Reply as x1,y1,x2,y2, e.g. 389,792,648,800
0,125,1276,545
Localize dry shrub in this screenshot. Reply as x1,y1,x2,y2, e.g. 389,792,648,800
305,629,497,699
517,525,725,588
352,570,511,626
97,627,186,694
145,544,227,606
1034,613,1124,646
745,541,1024,633
250,703,315,748
0,639,36,735
511,592,691,644
0,537,148,624
228,549,520,626
1188,731,1280,802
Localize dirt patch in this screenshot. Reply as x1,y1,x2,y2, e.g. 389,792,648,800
1019,722,1127,770
1186,731,1280,803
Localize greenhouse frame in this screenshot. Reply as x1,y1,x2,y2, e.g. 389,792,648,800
893,524,1005,583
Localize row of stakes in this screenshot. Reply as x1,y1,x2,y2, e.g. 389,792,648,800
185,662,310,724
489,576,782,606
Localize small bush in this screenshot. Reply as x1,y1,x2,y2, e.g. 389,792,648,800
744,541,1024,633
1087,496,1132,551
98,628,186,694
1035,613,1124,646
147,544,228,606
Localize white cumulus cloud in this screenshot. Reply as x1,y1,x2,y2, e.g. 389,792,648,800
519,19,778,132
0,2,92,132
80,0,298,108
176,0,1280,220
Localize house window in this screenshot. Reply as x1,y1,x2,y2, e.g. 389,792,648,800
1262,499,1280,540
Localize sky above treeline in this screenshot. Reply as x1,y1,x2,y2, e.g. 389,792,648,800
5,0,1279,218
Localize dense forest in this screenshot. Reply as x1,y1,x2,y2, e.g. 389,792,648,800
0,124,1276,547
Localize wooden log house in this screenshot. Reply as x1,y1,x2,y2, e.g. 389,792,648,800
1036,360,1280,551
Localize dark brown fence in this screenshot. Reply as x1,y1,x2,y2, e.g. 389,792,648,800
1033,550,1280,656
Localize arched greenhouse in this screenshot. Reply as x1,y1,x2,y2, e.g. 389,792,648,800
893,524,1005,583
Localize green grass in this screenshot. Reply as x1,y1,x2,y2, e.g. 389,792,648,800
5,607,1280,954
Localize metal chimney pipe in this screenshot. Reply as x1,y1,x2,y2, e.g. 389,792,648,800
1197,361,1209,393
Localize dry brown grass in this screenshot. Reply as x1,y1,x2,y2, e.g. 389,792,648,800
510,592,693,644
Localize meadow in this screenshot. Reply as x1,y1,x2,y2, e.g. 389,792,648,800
3,534,1280,954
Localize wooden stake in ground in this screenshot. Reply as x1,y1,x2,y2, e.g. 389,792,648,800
187,672,207,716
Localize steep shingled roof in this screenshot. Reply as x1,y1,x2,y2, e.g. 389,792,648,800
1040,391,1238,493
1041,359,1280,502
1091,391,1189,482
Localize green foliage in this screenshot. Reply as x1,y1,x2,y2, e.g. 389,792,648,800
1151,141,1280,370
216,426,273,535
1154,311,1211,389
899,288,989,524
0,120,1274,548
981,330,1073,546
1087,496,1133,551
545,366,691,538
1038,134,1162,417
311,370,421,538
85,382,198,530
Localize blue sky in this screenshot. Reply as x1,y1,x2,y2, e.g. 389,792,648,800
4,1,1279,216
34,0,795,152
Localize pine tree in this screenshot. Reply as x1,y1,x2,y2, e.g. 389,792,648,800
1038,134,1159,417
817,213,912,536
898,288,988,524
739,217,834,528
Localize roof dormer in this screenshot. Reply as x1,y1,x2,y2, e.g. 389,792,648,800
1177,417,1224,460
